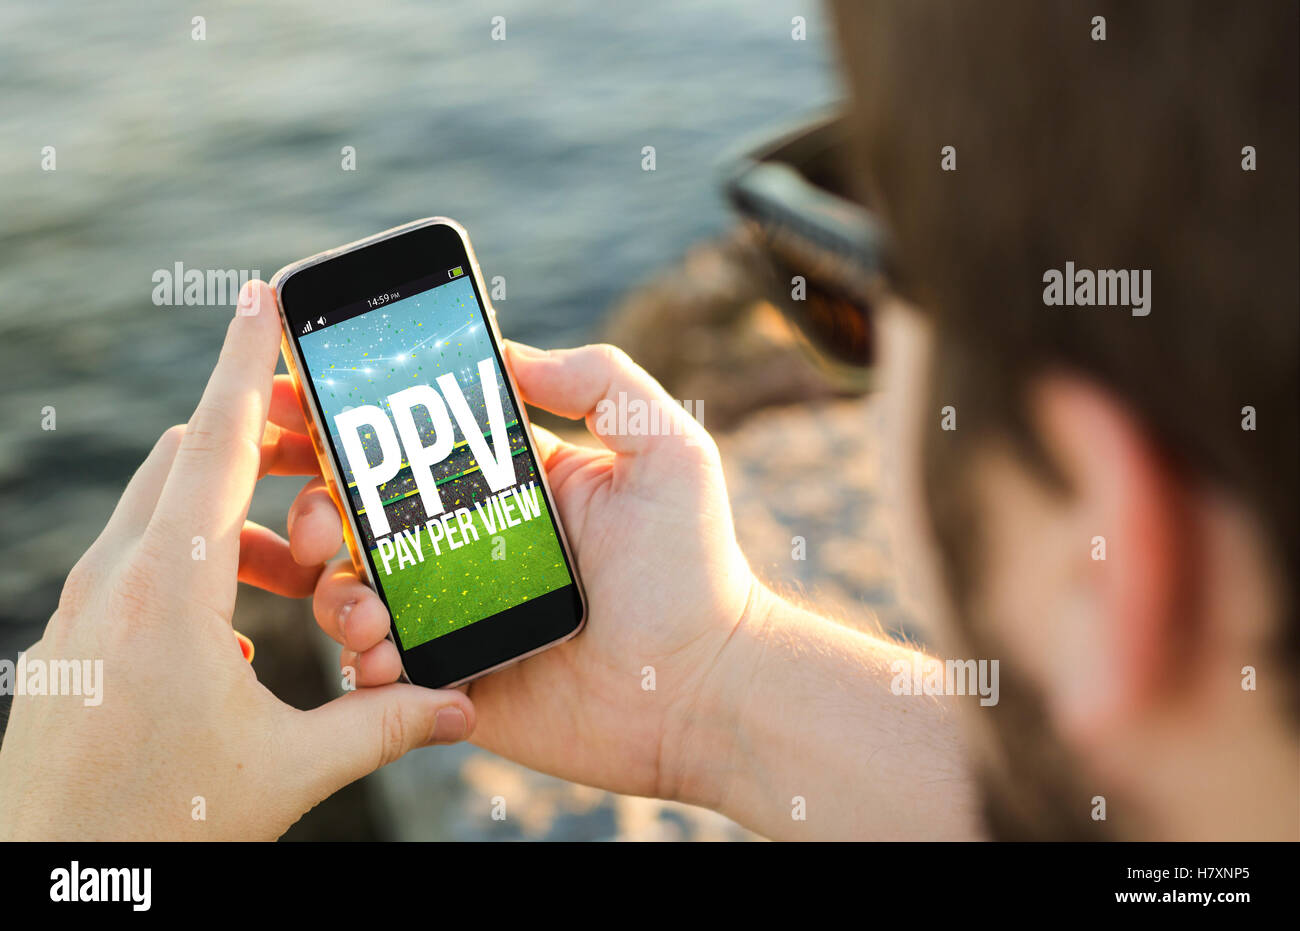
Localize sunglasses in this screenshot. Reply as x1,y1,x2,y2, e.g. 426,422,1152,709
720,109,887,387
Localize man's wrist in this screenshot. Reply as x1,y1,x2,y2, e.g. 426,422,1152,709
657,577,778,812
657,577,986,839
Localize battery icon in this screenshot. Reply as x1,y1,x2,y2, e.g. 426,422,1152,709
448,266,464,279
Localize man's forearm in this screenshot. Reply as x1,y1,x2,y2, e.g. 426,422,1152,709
669,585,986,840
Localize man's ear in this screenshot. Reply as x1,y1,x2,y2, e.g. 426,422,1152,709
1020,375,1191,748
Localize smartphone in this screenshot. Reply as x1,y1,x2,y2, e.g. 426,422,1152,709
271,217,585,688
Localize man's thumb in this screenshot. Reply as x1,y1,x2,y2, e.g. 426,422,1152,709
291,685,475,800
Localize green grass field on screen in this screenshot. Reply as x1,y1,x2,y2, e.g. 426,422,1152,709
375,496,571,648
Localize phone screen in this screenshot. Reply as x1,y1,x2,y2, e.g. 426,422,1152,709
291,269,574,652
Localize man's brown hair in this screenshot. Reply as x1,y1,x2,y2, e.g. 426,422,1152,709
832,0,1298,835
833,0,1297,666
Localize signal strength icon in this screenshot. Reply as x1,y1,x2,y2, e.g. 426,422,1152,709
301,321,312,335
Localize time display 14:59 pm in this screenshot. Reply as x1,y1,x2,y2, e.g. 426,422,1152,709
366,291,400,308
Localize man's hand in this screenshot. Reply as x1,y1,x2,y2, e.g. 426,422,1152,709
0,281,475,841
305,341,758,801
301,339,983,839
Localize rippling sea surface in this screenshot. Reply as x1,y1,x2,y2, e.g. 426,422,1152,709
0,0,834,646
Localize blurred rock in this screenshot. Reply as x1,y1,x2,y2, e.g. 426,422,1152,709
599,229,856,431
597,231,918,640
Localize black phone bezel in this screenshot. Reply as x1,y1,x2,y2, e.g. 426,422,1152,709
278,221,584,688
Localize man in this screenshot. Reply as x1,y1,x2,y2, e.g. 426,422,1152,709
1,0,1294,840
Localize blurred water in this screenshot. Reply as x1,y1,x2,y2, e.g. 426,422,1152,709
0,0,835,642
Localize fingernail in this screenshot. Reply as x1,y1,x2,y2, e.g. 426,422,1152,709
508,341,548,359
337,601,355,646
430,707,468,744
235,630,255,663
236,281,260,316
